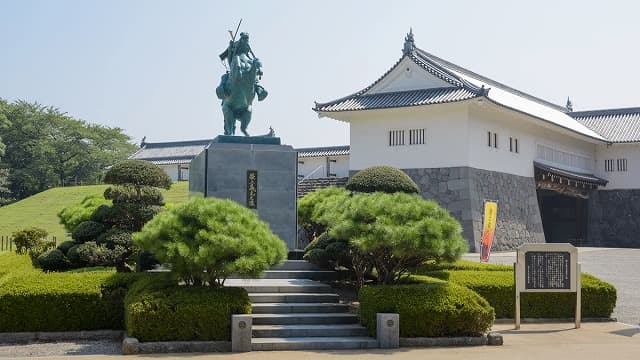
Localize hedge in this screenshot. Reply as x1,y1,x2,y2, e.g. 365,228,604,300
418,259,513,273
418,270,617,319
125,276,252,342
0,252,143,332
359,278,495,337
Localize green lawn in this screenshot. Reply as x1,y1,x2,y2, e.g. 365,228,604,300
0,182,189,242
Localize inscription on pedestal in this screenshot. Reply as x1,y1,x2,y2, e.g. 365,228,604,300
247,170,258,209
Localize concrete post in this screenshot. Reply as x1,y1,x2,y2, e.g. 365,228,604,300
376,313,399,349
231,314,252,352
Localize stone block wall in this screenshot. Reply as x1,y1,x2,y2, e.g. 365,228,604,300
400,167,544,251
587,190,640,248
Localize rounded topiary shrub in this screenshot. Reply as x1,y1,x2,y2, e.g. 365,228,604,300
346,165,419,194
359,278,495,337
104,160,171,190
57,240,77,255
72,221,105,243
134,197,288,286
97,229,132,250
12,227,49,255
37,249,70,271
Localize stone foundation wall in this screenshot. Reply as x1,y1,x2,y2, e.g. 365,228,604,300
398,167,544,251
587,190,640,248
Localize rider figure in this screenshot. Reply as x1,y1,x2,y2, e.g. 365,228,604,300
217,32,266,101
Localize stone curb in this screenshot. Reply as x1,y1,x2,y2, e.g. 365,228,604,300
494,317,615,324
0,330,124,343
122,336,231,354
400,332,502,347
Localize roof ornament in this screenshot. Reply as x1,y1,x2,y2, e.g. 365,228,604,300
403,28,415,55
566,97,573,112
140,136,147,148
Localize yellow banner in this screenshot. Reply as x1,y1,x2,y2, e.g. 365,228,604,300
480,200,498,262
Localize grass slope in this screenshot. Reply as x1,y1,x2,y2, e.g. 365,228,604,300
0,182,188,241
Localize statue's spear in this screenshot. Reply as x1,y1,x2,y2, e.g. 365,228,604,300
229,19,242,42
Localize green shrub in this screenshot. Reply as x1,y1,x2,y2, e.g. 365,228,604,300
12,227,50,256
72,241,121,268
104,160,171,191
298,186,350,234
346,165,419,194
359,278,495,337
104,185,164,205
134,197,287,286
37,249,71,271
57,240,77,254
417,260,512,273
419,270,617,318
0,253,148,332
330,192,468,285
125,276,251,341
72,221,105,243
58,195,110,233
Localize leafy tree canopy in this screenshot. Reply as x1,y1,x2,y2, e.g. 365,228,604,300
134,197,288,286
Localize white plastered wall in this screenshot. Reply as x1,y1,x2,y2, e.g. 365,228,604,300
159,165,179,182
594,143,640,189
467,101,597,177
366,57,452,95
346,102,470,171
298,155,350,179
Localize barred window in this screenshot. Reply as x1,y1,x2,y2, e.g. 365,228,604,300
389,130,405,146
617,158,628,172
409,128,425,145
604,159,614,172
488,131,498,148
510,137,519,153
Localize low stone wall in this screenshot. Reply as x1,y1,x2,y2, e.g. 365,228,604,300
587,190,640,247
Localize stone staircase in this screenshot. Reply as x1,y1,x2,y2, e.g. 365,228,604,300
225,260,377,351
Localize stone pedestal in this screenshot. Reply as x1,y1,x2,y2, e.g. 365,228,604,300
189,136,297,250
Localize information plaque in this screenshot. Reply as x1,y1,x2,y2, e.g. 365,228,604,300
514,243,580,330
524,251,571,290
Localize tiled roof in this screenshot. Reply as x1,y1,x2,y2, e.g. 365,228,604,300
313,88,479,113
314,34,606,142
534,161,607,186
570,108,640,143
297,145,350,157
297,177,349,198
129,139,212,163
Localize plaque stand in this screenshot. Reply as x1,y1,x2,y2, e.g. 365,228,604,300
514,243,581,330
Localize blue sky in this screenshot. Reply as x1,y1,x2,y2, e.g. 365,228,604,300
2,0,639,147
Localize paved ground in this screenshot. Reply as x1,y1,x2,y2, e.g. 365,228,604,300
4,323,639,360
462,247,640,326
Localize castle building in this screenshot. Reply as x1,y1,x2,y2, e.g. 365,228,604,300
313,31,640,251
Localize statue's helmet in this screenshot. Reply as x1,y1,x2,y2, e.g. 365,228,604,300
240,32,249,40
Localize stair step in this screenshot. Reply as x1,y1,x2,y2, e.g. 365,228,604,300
272,260,323,271
252,302,350,314
249,293,339,303
252,313,358,325
262,270,338,281
251,337,378,351
225,278,332,293
252,324,368,338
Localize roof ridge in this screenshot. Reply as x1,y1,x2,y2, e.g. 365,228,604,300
296,145,350,151
414,48,568,112
569,107,640,117
144,139,214,147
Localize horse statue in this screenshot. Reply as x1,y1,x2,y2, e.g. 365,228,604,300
216,32,268,136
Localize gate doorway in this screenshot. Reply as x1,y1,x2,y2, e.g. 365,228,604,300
537,190,587,245
533,161,608,246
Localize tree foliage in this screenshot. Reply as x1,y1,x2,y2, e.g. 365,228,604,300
134,197,288,286
300,188,467,288
346,165,420,194
58,195,111,232
0,99,137,202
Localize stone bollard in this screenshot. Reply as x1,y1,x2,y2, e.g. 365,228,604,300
231,314,252,352
376,313,399,349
